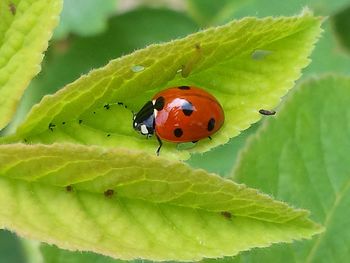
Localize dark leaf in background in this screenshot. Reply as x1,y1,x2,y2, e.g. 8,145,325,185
332,5,350,55
0,230,26,263
53,0,117,40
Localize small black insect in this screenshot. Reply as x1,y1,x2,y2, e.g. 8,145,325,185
259,109,276,116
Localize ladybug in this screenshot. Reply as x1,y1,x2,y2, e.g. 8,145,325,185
133,86,225,155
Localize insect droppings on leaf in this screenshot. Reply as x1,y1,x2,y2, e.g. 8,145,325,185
66,185,73,192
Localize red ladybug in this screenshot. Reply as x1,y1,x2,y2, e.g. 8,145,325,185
133,86,225,155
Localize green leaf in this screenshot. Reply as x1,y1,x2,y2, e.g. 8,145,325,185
187,0,350,26
0,230,26,263
305,21,350,76
232,75,350,262
0,143,322,261
186,0,243,26
2,12,322,160
53,0,116,40
332,5,350,55
0,0,62,130
233,0,350,17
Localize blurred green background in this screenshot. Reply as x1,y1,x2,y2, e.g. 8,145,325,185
1,0,350,262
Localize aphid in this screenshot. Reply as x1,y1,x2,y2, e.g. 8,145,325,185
259,109,276,116
133,86,225,155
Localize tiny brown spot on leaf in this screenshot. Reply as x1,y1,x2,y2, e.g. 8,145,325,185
104,189,114,198
9,3,16,15
221,211,232,220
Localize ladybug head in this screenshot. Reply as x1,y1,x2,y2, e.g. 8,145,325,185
133,101,155,137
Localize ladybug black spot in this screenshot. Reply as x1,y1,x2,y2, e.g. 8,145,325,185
154,96,165,111
207,118,215,131
174,128,183,138
181,100,194,116
178,86,190,90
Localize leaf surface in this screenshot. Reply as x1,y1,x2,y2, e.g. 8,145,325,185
232,76,350,262
0,143,322,261
0,0,62,130
2,12,322,159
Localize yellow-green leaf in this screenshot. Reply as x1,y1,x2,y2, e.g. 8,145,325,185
0,0,62,130
3,11,322,159
0,143,322,261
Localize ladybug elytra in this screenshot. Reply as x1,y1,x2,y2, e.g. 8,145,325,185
133,86,225,155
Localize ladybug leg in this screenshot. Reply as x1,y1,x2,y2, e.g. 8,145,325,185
156,135,163,156
208,136,212,140
192,140,198,143
181,43,202,78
